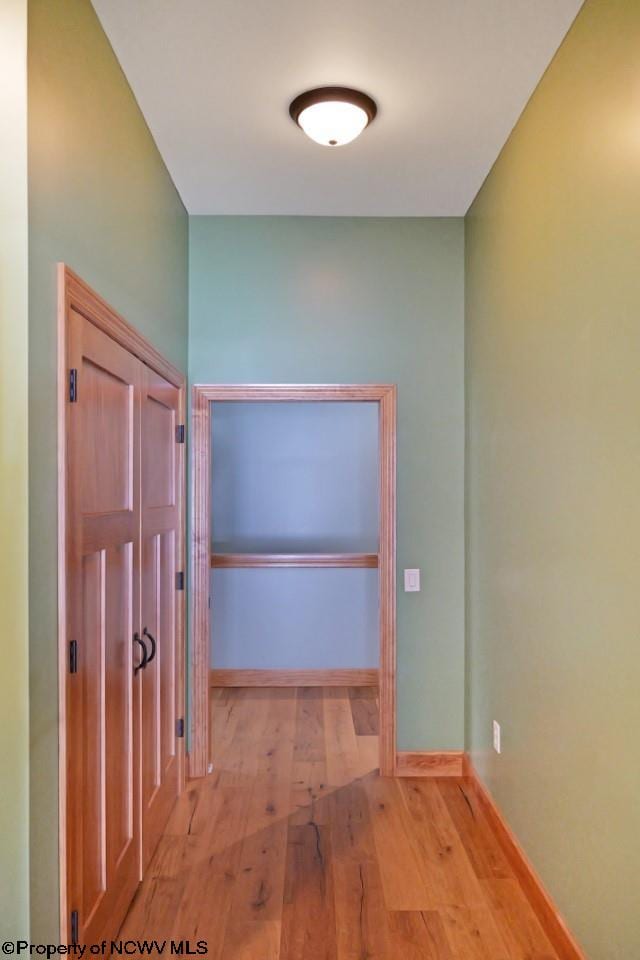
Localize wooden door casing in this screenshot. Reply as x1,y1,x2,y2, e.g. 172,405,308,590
140,365,182,870
190,384,397,779
66,309,141,944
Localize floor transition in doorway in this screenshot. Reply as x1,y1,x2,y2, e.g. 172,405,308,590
121,687,558,958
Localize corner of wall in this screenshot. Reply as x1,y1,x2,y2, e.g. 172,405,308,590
0,0,30,940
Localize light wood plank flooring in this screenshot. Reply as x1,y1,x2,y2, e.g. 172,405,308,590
121,687,559,959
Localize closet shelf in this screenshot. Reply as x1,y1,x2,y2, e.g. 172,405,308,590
210,552,379,569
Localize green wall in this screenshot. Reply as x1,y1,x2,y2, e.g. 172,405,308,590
0,0,30,939
465,1,640,957
189,216,465,752
28,0,188,937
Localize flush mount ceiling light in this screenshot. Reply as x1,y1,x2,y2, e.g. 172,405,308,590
289,86,377,147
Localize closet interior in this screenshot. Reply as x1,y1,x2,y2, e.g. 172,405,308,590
209,401,380,682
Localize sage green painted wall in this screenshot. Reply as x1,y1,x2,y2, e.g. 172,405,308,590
0,0,30,939
189,216,465,751
465,1,640,957
28,0,188,937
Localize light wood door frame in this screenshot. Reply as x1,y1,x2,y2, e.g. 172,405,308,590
57,265,186,938
190,383,397,778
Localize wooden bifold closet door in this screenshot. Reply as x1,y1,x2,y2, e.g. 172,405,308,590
64,299,184,945
66,310,141,945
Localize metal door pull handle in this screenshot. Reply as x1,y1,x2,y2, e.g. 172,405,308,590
133,633,148,674
143,627,157,664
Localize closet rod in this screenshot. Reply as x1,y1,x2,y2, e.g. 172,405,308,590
211,552,379,569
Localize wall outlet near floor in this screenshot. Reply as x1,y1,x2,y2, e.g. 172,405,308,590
404,568,421,592
493,720,501,754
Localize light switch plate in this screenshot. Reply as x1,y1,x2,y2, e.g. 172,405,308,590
404,568,421,592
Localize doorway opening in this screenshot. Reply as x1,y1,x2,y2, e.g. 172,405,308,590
190,385,396,778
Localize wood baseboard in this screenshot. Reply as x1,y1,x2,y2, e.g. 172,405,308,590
465,757,586,960
395,751,465,777
209,668,379,687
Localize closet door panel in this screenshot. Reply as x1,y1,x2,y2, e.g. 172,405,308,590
66,309,140,944
140,366,181,870
141,535,161,808
78,550,105,923
159,530,177,773
104,542,135,876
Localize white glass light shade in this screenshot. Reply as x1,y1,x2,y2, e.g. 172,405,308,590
297,100,370,146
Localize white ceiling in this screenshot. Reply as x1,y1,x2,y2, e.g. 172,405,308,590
92,0,582,216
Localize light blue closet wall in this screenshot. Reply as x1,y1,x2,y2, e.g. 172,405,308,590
211,402,379,669
212,570,379,669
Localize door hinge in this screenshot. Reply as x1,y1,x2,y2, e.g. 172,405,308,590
69,640,78,674
70,909,79,945
176,718,185,739
176,424,185,444
69,369,78,403
176,571,185,591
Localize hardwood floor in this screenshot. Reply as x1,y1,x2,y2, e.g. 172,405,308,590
121,688,558,958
